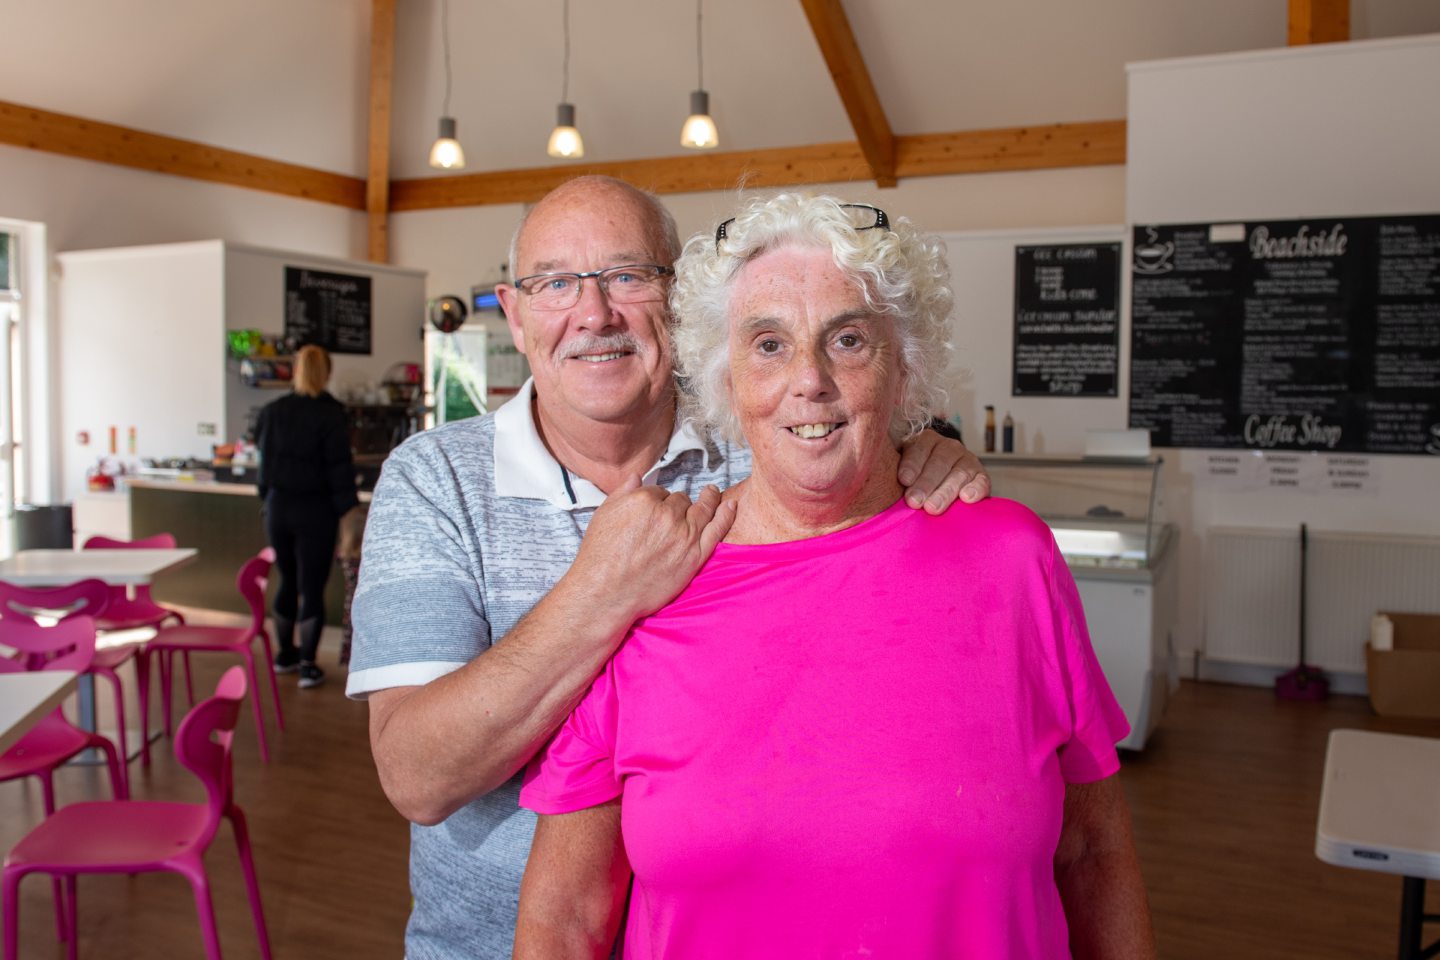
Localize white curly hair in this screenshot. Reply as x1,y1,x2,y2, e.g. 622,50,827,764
670,193,953,446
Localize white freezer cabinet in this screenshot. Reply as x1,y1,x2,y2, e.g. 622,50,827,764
986,455,1179,751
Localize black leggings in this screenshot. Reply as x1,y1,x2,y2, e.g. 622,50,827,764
264,491,339,625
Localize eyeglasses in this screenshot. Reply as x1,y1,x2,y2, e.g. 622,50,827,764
714,203,890,253
513,263,675,311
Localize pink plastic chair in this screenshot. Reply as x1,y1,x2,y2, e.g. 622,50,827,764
145,549,283,762
0,615,128,948
0,578,110,659
81,534,188,766
2,666,272,960
81,534,187,632
0,590,128,802
0,577,148,771
0,615,128,805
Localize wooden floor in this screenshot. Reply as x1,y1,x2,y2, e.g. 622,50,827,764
1123,679,1440,960
3,637,1439,959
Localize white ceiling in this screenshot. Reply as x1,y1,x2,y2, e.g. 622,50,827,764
3,1,1439,184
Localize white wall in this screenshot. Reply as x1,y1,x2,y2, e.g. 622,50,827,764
57,242,227,504
389,165,1130,341
1126,35,1440,672
388,203,525,339
0,146,365,260
939,225,1128,451
1127,35,1440,224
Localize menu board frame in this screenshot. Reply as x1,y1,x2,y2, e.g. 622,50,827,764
1012,242,1122,398
1129,213,1440,456
284,266,373,356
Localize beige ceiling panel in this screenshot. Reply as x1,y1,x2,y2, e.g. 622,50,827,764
844,0,1290,134
0,0,371,176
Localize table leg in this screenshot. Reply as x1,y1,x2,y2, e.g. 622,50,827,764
69,666,161,764
70,673,108,764
1398,876,1425,960
76,673,96,731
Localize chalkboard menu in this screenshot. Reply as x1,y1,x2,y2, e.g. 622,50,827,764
1013,243,1121,397
1130,214,1440,455
284,266,372,355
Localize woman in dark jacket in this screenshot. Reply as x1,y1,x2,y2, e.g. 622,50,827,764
256,344,359,689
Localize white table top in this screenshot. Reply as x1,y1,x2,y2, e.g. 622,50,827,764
0,670,78,754
1316,728,1440,879
0,548,197,586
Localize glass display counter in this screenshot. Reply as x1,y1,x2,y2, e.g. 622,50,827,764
984,454,1171,573
986,455,1180,750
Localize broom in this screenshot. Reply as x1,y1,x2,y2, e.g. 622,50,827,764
1275,522,1330,700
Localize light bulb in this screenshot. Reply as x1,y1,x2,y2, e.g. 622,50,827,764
547,103,584,159
428,117,465,170
680,90,719,149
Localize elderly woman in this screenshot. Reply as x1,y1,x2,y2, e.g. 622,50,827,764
515,195,1155,959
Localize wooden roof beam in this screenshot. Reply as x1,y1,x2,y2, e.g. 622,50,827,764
0,101,1122,214
798,0,897,188
895,120,1125,178
0,100,365,209
1288,0,1349,44
366,0,397,262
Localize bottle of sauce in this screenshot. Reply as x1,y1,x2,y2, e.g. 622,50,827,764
983,405,996,453
1002,411,1014,453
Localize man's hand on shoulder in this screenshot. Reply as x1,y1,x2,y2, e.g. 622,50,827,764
566,478,737,624
897,430,991,514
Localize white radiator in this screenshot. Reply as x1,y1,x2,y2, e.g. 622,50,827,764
1204,527,1440,674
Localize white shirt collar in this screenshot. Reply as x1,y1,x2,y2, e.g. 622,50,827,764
492,378,712,510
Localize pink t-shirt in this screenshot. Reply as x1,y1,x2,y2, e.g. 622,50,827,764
521,497,1129,959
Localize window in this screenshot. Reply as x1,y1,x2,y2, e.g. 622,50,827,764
0,223,30,555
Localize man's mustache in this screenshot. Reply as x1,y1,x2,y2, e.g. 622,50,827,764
558,333,644,360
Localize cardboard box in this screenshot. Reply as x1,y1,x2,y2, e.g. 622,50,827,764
1366,612,1440,719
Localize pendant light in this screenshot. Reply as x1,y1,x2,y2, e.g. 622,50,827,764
428,0,465,169
547,0,584,159
680,0,719,149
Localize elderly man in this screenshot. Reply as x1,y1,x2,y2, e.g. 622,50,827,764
347,175,989,959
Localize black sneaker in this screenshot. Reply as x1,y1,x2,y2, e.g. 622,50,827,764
298,663,326,689
274,650,300,675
